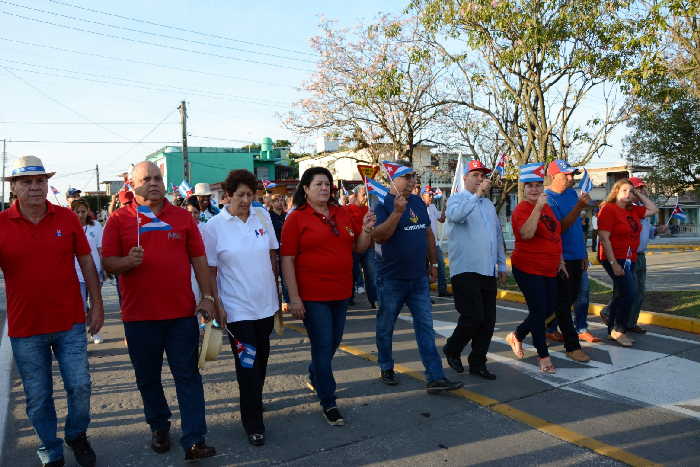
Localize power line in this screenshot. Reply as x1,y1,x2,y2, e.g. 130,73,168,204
6,140,181,143
0,121,180,125
0,37,297,89
189,135,257,144
46,0,317,58
1,1,316,64
1,9,315,73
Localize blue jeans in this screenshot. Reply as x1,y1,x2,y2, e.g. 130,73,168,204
573,271,590,333
303,300,348,409
436,246,448,295
353,249,378,304
601,260,637,333
629,253,647,328
11,323,91,464
123,316,207,450
376,276,445,382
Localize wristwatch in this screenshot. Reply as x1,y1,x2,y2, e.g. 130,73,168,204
201,295,215,303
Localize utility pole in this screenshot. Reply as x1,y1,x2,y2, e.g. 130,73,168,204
178,100,190,183
1,139,6,211
95,164,100,214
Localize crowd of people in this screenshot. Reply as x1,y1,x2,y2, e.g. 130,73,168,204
0,153,660,467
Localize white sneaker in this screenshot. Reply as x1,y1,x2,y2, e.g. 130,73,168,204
91,334,103,344
357,286,366,295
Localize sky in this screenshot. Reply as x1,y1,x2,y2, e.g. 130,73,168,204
1,0,627,203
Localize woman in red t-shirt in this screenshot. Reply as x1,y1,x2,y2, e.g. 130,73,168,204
597,179,657,347
281,167,375,426
505,164,566,374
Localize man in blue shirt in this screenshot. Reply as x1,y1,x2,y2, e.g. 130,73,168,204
442,160,506,380
372,163,463,394
544,160,591,362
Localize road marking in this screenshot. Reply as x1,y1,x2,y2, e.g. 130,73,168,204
0,318,12,460
284,321,659,467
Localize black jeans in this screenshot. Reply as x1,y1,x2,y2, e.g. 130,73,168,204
553,260,583,352
226,316,274,435
444,272,497,369
123,316,207,450
513,267,557,358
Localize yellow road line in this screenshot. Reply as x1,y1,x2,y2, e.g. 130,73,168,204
647,244,700,251
283,322,660,467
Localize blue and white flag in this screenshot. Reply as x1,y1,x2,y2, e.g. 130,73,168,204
137,205,172,233
671,204,688,222
178,180,193,198
234,340,257,368
366,177,389,204
518,162,545,183
578,169,593,193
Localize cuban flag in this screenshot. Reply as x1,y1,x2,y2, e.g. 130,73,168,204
624,246,632,272
50,186,60,196
234,340,257,368
262,180,277,190
671,204,688,222
433,187,443,199
366,177,389,203
519,162,545,182
495,154,508,176
578,169,593,193
178,180,193,198
137,205,172,233
170,183,179,194
381,160,413,180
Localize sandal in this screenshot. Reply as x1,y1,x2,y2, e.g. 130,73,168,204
539,357,556,374
505,332,525,359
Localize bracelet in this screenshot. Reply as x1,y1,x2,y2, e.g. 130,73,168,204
201,295,215,303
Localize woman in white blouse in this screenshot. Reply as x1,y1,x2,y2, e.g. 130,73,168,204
203,170,279,447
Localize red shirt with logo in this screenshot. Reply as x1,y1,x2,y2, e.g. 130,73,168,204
280,204,359,301
0,201,91,337
102,200,205,321
597,203,646,262
511,201,562,277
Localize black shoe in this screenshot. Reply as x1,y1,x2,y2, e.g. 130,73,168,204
426,378,464,394
43,460,65,467
442,347,464,373
469,367,497,380
65,433,96,467
322,406,345,426
599,310,610,326
184,441,216,461
430,298,436,304
248,433,265,446
438,292,453,298
151,423,171,454
380,369,399,385
629,326,647,334
369,301,377,309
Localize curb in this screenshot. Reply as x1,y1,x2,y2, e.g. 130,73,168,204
647,244,700,251
431,283,700,336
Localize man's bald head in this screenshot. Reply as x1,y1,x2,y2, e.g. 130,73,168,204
130,161,165,203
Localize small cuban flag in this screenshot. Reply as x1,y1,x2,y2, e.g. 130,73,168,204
262,180,277,190
519,162,545,182
50,186,60,196
433,187,443,199
234,340,257,368
381,160,413,180
495,154,508,177
578,169,593,193
624,246,632,272
178,180,193,198
366,177,389,204
671,203,688,222
137,205,172,233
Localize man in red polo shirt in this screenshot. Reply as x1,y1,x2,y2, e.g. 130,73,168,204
0,155,103,467
102,161,217,461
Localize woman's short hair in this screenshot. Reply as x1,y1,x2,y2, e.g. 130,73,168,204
70,199,94,225
223,169,258,196
292,167,334,209
604,178,633,204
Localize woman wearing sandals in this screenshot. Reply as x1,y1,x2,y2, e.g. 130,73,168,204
596,179,657,347
203,169,280,446
505,163,567,374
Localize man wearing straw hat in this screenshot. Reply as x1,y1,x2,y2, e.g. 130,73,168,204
102,161,219,461
0,155,103,467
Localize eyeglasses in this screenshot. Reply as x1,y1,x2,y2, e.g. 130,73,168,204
313,211,339,236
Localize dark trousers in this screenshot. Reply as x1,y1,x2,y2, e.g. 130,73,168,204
444,272,497,369
513,267,557,358
601,259,637,333
591,230,598,252
123,316,207,450
552,260,583,352
226,316,274,435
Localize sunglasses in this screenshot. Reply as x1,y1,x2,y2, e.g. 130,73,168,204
313,212,339,236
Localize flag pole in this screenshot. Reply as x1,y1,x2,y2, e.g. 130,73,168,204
380,165,401,197
137,213,141,248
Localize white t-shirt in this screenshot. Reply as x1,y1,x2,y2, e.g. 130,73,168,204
426,203,441,242
74,222,103,283
203,206,279,322
591,215,598,230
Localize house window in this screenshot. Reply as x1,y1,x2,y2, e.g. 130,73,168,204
256,166,270,180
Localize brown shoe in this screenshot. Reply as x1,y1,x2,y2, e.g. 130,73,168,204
578,331,602,343
566,349,591,363
184,441,216,461
629,326,647,334
545,331,564,343
610,330,633,347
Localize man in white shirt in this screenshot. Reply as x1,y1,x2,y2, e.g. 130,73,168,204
421,187,450,297
442,160,506,380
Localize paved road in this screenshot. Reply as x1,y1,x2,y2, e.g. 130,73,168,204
2,284,700,466
589,250,700,291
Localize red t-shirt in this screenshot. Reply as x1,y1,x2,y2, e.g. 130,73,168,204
0,201,91,337
511,201,562,277
102,199,206,321
346,203,368,232
280,204,359,301
597,203,646,262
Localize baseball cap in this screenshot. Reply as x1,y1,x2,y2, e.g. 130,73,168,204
464,159,492,174
547,160,580,176
66,187,82,197
629,177,646,188
118,190,134,204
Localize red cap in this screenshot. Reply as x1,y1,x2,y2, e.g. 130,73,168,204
629,177,646,188
547,159,580,176
118,190,134,204
466,160,492,174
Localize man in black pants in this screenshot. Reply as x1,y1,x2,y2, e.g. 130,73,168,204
442,160,507,380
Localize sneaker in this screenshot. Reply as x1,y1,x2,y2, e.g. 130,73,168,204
184,441,216,461
380,369,399,385
357,286,366,295
578,331,601,343
442,346,464,373
65,433,96,467
91,334,103,344
322,406,345,426
566,349,591,363
545,331,564,343
426,378,463,394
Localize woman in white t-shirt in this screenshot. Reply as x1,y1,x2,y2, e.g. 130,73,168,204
203,170,279,447
71,199,104,344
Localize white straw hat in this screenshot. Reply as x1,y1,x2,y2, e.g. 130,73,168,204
194,183,212,196
198,321,223,369
4,155,56,181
